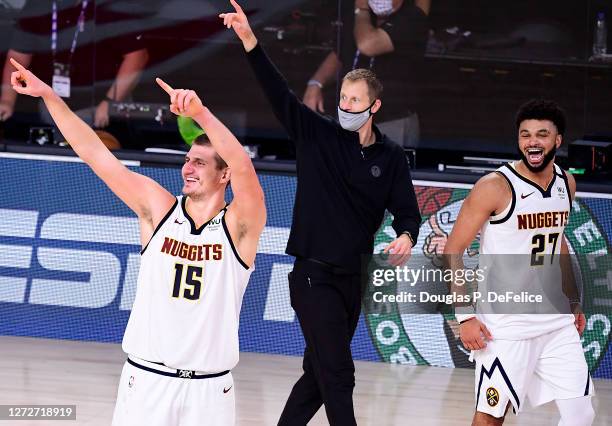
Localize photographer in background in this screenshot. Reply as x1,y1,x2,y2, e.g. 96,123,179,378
0,0,148,148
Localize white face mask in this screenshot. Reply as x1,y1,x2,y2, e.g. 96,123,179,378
368,0,394,16
337,101,376,132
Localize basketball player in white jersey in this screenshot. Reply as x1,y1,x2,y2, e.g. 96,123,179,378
444,99,594,425
8,58,266,425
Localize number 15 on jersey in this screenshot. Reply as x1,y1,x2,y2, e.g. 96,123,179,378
172,263,203,301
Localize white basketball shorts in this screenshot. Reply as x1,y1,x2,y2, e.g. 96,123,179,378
473,324,594,418
112,356,235,426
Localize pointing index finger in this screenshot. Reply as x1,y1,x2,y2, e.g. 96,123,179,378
230,0,244,15
156,77,174,95
9,57,26,72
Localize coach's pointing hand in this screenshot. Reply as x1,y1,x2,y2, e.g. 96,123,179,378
219,0,258,52
9,58,53,99
156,78,204,118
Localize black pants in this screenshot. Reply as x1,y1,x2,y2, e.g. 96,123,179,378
278,259,362,426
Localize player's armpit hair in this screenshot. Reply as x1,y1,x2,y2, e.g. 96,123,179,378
237,221,248,242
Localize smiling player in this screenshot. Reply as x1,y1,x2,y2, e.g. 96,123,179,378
444,99,594,426
8,57,266,425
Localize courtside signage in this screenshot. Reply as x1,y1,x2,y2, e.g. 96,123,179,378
1,158,611,377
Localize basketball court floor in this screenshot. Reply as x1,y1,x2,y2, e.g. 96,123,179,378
1,336,610,425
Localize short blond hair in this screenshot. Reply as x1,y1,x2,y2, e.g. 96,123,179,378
193,134,228,170
342,68,383,102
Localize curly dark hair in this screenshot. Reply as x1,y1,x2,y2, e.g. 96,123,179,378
515,99,566,135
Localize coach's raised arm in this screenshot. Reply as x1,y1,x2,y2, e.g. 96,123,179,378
220,0,334,146
221,2,421,425
220,0,421,268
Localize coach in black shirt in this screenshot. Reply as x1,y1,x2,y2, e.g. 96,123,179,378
222,2,421,425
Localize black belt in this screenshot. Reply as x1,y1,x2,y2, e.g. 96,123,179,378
296,257,357,276
127,357,229,380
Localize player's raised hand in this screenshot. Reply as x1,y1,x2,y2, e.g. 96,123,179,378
156,78,204,118
219,0,258,51
9,58,53,98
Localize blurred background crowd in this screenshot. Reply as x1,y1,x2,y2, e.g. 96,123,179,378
0,0,610,175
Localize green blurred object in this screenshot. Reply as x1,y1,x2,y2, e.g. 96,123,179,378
177,116,205,145
568,168,586,175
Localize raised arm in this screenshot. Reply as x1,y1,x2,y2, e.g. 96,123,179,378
156,78,266,266
353,0,395,56
8,58,175,245
219,0,332,144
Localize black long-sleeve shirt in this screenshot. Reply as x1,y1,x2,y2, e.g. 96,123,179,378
247,44,421,273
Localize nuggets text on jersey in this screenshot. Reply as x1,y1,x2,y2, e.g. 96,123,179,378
160,237,223,261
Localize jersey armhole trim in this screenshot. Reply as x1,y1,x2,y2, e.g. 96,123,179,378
221,215,250,270
584,372,591,396
560,169,573,211
140,198,178,255
489,171,516,225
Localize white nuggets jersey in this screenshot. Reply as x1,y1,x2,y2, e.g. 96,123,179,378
122,196,253,372
477,162,574,339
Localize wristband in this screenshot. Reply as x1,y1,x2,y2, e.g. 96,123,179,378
457,314,476,324
401,231,415,246
307,79,323,89
455,305,476,324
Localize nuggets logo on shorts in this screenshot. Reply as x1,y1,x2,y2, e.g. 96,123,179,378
486,387,499,407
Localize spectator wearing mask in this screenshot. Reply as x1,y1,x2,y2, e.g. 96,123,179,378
303,0,430,148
